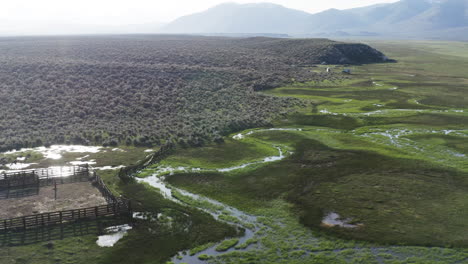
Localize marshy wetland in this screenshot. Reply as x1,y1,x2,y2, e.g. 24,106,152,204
0,40,467,263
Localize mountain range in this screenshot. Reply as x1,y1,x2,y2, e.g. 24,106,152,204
1,0,466,40
161,0,468,40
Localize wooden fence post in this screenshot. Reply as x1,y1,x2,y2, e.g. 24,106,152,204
0,167,127,232
127,200,132,213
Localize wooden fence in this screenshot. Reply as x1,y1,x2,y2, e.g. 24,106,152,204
118,142,174,182
0,172,38,190
0,165,90,180
0,164,132,232
0,199,131,231
0,165,91,190
0,187,39,200
1,215,131,247
92,171,119,204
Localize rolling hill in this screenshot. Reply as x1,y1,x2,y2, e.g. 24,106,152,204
0,35,388,151
161,0,468,40
161,3,311,34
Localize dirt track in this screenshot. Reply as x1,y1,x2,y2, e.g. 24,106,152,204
0,182,107,219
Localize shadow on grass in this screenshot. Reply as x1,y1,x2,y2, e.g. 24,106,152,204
0,215,132,247
167,135,468,247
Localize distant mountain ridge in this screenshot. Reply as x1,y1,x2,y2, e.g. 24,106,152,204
162,3,311,34
161,0,468,40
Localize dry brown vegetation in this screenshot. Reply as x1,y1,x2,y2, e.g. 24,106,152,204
0,35,387,151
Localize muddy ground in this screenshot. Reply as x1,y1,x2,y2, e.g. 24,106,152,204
0,182,107,219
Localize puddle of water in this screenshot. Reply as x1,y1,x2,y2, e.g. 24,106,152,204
111,148,125,152
356,128,468,167
321,212,360,229
133,212,159,221
136,175,173,198
233,134,244,140
233,128,303,140
5,163,38,170
96,224,133,247
69,160,96,166
364,110,383,116
3,145,102,160
449,152,466,158
144,149,154,153
76,155,90,160
93,165,126,171
0,145,129,174
218,147,284,172
319,109,339,115
267,128,303,132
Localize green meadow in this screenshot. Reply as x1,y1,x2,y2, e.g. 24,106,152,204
1,40,467,263
162,40,468,262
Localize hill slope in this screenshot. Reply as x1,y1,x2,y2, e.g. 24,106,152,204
162,3,311,34
0,36,389,151
161,0,468,40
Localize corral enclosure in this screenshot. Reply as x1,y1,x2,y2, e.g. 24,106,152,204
0,182,106,219
0,166,132,231
0,35,388,152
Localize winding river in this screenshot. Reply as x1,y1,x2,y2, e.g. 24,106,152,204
134,126,468,262
134,129,298,263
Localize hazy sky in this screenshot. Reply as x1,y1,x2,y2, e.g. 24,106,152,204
2,0,399,25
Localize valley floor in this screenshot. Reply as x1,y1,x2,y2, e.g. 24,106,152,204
0,40,467,264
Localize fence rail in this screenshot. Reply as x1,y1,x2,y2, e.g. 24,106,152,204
0,164,132,232
0,165,89,180
0,165,90,190
0,200,131,231
1,215,131,247
118,142,174,181
93,171,119,204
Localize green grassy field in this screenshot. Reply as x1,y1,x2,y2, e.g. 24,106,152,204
159,138,279,169
1,40,467,264
162,40,468,262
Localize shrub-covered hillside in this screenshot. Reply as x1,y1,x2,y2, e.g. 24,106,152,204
0,35,388,151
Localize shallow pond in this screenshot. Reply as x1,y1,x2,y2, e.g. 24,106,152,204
96,224,133,247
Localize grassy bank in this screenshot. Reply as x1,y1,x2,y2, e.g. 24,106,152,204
159,40,467,262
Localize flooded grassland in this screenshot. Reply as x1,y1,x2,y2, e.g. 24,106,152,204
1,41,467,264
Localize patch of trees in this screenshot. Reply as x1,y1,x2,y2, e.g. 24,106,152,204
0,35,385,151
